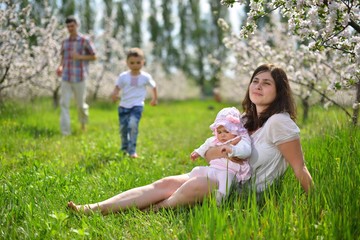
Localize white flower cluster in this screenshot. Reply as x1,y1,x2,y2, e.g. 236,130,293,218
86,15,200,101
217,13,357,110
1,2,201,101
221,0,360,67
219,0,359,118
217,18,230,32
353,102,360,110
1,1,65,99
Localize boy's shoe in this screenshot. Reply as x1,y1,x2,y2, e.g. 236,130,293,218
130,153,138,158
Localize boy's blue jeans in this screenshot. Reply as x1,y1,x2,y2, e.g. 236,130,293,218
118,106,143,155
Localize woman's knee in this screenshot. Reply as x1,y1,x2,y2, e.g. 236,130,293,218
187,177,216,196
152,176,187,192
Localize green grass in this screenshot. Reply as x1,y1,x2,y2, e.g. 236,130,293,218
1,98,359,239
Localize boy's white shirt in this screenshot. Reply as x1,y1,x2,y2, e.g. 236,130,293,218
194,133,252,159
115,70,156,108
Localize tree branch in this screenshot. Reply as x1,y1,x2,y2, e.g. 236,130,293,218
27,62,57,92
0,64,11,84
349,19,360,33
290,79,352,118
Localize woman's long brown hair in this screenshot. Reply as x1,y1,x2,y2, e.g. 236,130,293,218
242,64,296,132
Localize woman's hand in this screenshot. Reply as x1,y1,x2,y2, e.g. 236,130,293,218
220,145,232,155
228,156,246,164
206,136,242,161
204,146,226,162
205,145,246,164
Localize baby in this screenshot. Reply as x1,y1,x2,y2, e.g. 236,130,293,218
189,107,251,203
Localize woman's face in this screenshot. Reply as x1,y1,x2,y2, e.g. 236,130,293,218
249,71,277,113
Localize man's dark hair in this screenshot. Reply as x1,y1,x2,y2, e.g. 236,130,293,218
65,16,78,24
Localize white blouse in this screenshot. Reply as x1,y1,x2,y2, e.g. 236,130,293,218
248,113,300,192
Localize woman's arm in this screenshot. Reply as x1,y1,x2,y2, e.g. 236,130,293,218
204,146,246,164
204,146,227,163
277,139,314,193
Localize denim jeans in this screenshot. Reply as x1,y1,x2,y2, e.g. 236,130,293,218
118,106,143,155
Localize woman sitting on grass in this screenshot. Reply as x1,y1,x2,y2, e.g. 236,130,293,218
68,64,313,215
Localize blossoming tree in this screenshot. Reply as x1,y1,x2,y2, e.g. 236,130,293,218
218,17,354,123
221,0,360,125
0,2,64,106
0,1,200,105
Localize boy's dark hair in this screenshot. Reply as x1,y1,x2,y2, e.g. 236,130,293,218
65,16,78,24
127,48,144,60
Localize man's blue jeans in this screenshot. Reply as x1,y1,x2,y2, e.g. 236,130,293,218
118,106,143,155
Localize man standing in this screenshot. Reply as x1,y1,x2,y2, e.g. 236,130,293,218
56,16,96,135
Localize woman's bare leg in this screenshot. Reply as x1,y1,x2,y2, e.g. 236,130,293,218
67,174,190,215
153,176,217,209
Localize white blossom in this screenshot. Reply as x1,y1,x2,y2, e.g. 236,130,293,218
353,102,360,110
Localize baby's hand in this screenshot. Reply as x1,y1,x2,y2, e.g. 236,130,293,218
229,136,241,145
221,145,233,155
190,152,200,161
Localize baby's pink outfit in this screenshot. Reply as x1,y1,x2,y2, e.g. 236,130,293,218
189,135,251,202
189,107,251,203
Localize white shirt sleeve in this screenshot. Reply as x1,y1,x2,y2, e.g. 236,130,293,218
193,137,216,158
228,131,252,159
115,71,127,88
143,71,156,88
266,113,300,145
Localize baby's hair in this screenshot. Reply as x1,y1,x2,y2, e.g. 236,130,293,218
127,48,144,60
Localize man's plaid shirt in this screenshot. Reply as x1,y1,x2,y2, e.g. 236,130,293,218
60,34,96,82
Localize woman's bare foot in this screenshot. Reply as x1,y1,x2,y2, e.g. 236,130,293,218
67,201,92,214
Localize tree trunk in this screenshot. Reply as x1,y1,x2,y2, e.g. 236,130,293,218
352,81,360,126
52,86,60,109
301,97,310,124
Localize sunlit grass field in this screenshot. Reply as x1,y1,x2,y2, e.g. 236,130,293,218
1,98,359,239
